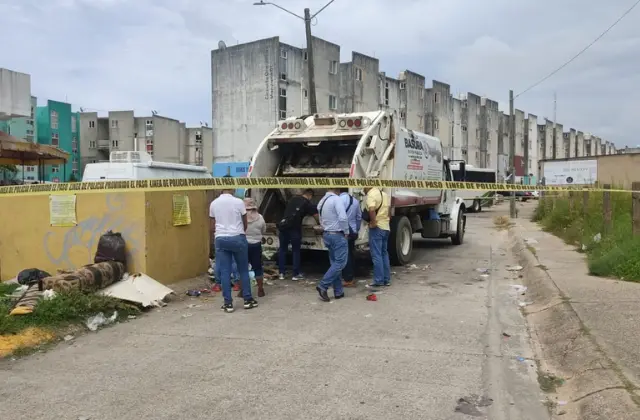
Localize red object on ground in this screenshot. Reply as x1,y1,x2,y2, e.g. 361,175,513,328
366,293,377,301
212,284,222,292
232,284,241,292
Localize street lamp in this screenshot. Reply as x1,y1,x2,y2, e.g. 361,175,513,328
253,0,337,115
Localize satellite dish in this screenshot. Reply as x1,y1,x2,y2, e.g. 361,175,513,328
218,40,227,49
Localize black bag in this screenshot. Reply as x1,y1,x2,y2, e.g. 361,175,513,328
362,190,383,223
94,230,127,264
277,196,307,231
17,268,51,286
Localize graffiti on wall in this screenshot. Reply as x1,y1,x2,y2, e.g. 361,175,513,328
43,194,142,269
263,46,274,101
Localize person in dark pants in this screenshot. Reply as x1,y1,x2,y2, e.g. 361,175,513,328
277,188,318,281
243,198,266,297
340,189,362,287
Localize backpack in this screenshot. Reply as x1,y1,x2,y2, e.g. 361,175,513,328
362,190,383,223
277,196,307,231
94,230,127,265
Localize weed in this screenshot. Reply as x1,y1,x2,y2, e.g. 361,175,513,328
493,215,512,230
538,372,565,393
533,190,640,281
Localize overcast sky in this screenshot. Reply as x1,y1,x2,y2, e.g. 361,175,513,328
1,0,638,147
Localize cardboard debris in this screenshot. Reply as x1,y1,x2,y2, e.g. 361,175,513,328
98,273,174,307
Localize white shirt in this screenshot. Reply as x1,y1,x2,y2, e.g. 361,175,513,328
209,193,246,238
246,214,266,244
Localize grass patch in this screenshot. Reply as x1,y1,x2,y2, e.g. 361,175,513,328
493,215,512,231
533,190,640,281
0,290,139,335
538,372,565,393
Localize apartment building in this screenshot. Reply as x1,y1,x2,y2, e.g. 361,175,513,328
79,111,212,174
525,114,539,179
575,131,585,157
339,52,380,113
36,100,80,182
425,81,453,157
0,95,38,181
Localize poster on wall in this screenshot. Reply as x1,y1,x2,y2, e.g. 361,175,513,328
172,194,191,226
543,160,598,185
49,194,77,227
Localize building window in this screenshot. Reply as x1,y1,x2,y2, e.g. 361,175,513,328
400,82,406,90
51,133,59,146
419,116,423,127
71,116,77,132
89,140,96,149
91,159,97,163
280,49,288,59
280,73,287,81
26,166,35,172
434,92,439,103
72,138,77,152
89,120,95,128
72,160,78,171
50,110,59,129
303,50,308,61
355,68,362,81
52,165,60,173
112,140,119,148
329,60,338,75
26,119,34,126
26,129,34,135
329,95,337,110
400,111,406,120
303,89,308,98
111,120,118,128
434,119,439,130
279,88,287,97
30,106,34,119
279,110,287,119
420,89,424,99
462,125,468,132
146,119,153,126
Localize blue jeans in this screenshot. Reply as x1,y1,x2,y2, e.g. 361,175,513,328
215,235,252,304
214,257,239,285
341,232,358,281
369,227,391,285
278,229,302,276
319,233,347,295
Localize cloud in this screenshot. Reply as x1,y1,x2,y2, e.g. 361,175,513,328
1,0,637,147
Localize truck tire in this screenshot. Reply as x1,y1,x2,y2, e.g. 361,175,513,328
389,216,413,266
451,209,465,245
471,199,481,213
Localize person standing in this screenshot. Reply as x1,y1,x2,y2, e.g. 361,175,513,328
340,189,361,288
316,188,349,302
243,198,267,297
210,188,258,313
277,188,318,281
363,186,391,288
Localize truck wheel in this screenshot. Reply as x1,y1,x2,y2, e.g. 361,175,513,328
389,216,413,266
471,200,481,213
451,209,465,245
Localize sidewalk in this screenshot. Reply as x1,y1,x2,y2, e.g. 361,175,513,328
511,203,640,418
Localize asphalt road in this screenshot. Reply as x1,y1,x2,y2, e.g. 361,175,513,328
1,203,549,420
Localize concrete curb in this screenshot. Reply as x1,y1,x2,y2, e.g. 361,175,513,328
508,224,640,420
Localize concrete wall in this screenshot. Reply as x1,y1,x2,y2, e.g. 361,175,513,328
541,154,640,191
451,98,463,161
426,80,452,155
0,191,210,284
575,131,585,157
465,93,482,167
0,68,31,120
564,129,576,158
399,71,426,132
339,52,379,113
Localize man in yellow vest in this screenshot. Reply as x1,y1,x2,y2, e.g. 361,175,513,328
363,187,391,287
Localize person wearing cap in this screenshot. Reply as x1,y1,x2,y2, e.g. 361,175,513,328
209,185,258,313
243,197,267,297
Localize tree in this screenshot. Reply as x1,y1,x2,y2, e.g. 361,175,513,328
0,164,17,180
69,172,79,182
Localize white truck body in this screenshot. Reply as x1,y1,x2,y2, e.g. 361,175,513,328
246,111,466,265
451,163,497,212
82,151,212,181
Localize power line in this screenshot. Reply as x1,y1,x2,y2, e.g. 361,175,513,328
515,0,640,99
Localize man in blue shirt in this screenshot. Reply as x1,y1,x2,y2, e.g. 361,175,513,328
340,189,361,287
316,188,349,302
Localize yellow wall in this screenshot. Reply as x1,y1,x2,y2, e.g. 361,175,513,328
0,190,210,284
596,154,640,190
144,191,209,283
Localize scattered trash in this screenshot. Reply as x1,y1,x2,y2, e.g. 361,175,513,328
506,265,523,271
391,271,397,275
43,289,57,300
127,315,137,319
408,264,419,269
454,395,493,416
519,301,533,307
479,274,490,280
525,238,538,245
63,335,75,342
366,293,378,301
516,356,525,362
502,332,511,338
581,244,588,251
86,311,118,332
476,268,490,274
186,290,201,297
265,280,275,286
187,304,202,309
181,313,193,319
593,232,602,243
364,314,373,318
511,285,528,295
99,273,174,307
358,280,367,284
558,401,568,406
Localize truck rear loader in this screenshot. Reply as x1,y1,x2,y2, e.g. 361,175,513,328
245,111,467,265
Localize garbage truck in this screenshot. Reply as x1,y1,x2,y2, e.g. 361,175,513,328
245,111,467,265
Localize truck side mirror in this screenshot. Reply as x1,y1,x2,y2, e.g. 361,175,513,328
459,162,466,181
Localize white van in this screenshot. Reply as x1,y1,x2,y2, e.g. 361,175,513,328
82,151,212,181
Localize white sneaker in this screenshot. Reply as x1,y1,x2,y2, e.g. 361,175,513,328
292,274,305,281
279,274,285,281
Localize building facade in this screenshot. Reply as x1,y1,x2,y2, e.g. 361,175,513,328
36,100,80,182
0,96,38,181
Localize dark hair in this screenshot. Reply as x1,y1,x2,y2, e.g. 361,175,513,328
303,188,314,196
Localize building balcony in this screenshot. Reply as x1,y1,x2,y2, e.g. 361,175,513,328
97,139,110,149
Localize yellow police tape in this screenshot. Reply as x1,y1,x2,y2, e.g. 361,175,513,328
0,177,633,197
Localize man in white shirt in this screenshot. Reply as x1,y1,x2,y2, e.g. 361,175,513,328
209,185,258,313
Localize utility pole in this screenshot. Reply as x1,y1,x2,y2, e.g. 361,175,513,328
303,8,317,114
552,91,557,159
254,1,336,115
509,90,516,218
